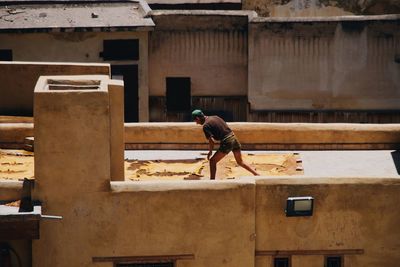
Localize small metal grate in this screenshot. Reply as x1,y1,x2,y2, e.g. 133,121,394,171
274,257,290,267
326,256,342,267
117,263,173,267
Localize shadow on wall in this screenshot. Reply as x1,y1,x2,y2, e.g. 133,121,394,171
391,150,400,175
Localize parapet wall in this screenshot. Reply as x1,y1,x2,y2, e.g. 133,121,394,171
248,15,400,113
0,62,110,116
1,122,400,150
2,177,399,266
124,122,400,150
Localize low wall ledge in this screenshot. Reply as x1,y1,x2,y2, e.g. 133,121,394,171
0,179,23,189
251,14,400,23
255,176,400,185
110,179,255,192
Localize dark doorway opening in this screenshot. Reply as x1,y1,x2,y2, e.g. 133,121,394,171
111,65,139,122
166,77,191,112
0,49,12,61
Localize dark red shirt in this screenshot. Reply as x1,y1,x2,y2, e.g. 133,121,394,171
202,116,232,141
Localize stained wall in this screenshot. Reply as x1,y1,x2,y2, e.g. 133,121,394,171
248,16,400,112
0,31,150,121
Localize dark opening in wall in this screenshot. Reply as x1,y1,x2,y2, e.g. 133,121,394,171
116,263,173,267
274,257,290,267
166,77,191,112
326,256,343,267
0,49,12,61
100,39,139,60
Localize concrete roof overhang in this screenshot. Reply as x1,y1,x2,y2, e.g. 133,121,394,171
250,13,400,23
0,0,155,33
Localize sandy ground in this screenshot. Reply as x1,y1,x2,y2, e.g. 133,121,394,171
0,149,34,180
0,149,302,181
126,152,302,180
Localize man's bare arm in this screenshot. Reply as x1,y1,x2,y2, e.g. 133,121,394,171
207,137,215,160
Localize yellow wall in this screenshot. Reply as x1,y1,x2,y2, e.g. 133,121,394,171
255,178,400,266
0,62,109,115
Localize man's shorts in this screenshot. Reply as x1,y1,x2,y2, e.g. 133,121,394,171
218,134,241,154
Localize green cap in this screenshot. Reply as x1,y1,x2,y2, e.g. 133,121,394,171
191,109,204,120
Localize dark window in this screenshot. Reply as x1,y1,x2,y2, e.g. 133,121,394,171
116,263,173,267
274,257,290,267
166,77,191,112
101,39,139,60
0,49,12,61
326,256,342,267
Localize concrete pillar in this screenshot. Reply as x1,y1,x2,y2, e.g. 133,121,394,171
108,80,125,181
33,75,112,201
33,75,125,266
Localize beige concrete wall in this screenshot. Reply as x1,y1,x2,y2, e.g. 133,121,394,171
248,16,400,111
243,0,400,17
0,62,110,116
149,13,250,96
31,73,255,266
108,80,125,181
0,123,33,148
0,180,23,201
2,122,400,149
124,122,400,145
0,31,150,121
255,177,400,266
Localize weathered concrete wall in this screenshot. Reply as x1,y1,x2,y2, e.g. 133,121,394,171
31,75,256,266
255,177,400,266
0,62,110,116
0,31,150,121
0,180,23,201
2,122,400,150
243,0,400,17
0,123,33,149
249,16,400,111
149,11,251,97
124,122,400,150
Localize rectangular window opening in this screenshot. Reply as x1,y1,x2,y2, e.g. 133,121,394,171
326,256,343,267
166,77,191,113
101,39,139,61
116,263,174,267
0,49,12,61
274,257,290,267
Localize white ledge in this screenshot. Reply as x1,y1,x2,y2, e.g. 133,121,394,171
111,179,255,192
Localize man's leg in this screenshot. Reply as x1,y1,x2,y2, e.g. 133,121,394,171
233,150,259,176
209,151,227,180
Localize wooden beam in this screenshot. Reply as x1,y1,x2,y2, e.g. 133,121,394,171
92,254,195,263
256,249,364,256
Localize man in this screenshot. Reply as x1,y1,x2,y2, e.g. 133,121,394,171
192,109,259,179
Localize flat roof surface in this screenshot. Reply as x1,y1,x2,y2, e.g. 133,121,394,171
1,149,399,181
0,2,154,32
125,150,400,178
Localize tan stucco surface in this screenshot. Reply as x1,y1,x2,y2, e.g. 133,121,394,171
0,30,151,121
0,123,33,148
124,122,400,145
248,16,400,111
0,62,110,116
2,122,400,149
149,13,249,96
255,177,400,266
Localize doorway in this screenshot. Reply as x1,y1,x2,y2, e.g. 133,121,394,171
111,65,139,122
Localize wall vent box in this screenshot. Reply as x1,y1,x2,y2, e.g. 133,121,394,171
285,196,314,217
